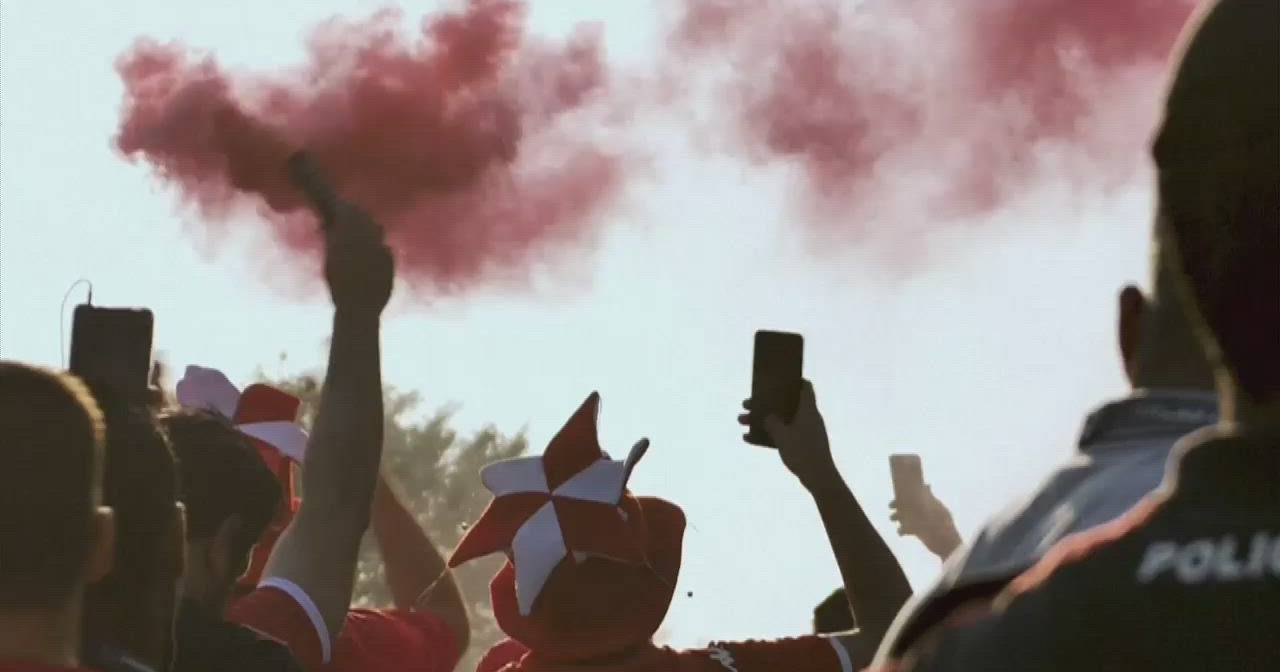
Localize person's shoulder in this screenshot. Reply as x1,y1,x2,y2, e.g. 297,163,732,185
228,583,328,670
329,608,459,672
1000,494,1163,606
963,430,1171,578
872,549,1008,662
922,496,1170,667
0,666,112,672
342,606,454,643
177,601,303,672
900,499,1168,670
83,649,161,672
649,644,740,672
876,453,1165,662
702,635,847,672
227,626,305,671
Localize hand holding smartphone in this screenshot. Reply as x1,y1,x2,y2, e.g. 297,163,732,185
888,454,963,559
745,330,805,448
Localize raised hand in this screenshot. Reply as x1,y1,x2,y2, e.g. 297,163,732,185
288,152,395,317
739,380,839,492
889,484,963,561
323,200,394,318
739,379,914,653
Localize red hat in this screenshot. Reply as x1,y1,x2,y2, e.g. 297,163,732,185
176,366,308,463
450,393,686,663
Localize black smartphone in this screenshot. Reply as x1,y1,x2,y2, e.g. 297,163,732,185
69,304,154,403
746,330,804,447
889,454,926,502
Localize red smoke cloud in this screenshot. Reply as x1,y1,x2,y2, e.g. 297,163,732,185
119,0,1200,287
116,0,624,295
672,0,1197,223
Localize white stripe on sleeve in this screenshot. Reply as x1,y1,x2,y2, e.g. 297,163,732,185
259,576,333,663
829,636,854,672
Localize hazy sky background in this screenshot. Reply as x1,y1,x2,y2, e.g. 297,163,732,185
2,0,1155,646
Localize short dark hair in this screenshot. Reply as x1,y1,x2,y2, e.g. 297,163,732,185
82,384,179,598
0,362,105,608
1154,0,1280,402
162,409,280,561
813,588,855,634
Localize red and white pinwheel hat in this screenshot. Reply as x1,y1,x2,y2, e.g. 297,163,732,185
175,365,309,464
448,392,652,616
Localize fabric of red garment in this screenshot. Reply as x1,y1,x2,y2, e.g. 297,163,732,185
328,607,459,672
479,638,847,672
229,586,327,670
0,660,97,665
229,585,458,672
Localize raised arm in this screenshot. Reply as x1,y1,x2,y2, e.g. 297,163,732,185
372,475,470,651
741,381,913,661
262,199,394,640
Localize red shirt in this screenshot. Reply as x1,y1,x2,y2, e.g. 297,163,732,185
480,636,854,672
228,580,459,672
0,660,96,665
329,607,459,672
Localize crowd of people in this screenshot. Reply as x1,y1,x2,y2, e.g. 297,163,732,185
1,1,1276,670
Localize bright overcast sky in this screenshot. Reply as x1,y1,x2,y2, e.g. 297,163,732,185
1,0,1154,647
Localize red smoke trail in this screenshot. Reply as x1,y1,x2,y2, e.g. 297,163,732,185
116,1,624,296
672,0,1197,225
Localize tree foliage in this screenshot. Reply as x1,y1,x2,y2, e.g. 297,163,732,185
265,372,527,670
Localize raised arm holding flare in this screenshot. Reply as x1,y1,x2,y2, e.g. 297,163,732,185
229,158,395,669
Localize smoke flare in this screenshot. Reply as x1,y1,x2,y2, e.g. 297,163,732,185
116,1,625,295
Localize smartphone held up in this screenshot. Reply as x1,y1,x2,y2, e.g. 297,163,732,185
889,453,927,503
69,303,155,404
745,330,805,448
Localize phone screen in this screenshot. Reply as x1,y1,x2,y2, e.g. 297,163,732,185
69,305,154,403
889,454,926,501
747,330,804,448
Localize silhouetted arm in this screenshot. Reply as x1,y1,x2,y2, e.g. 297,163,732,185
372,476,470,652
262,199,394,642
807,472,913,646
743,381,913,654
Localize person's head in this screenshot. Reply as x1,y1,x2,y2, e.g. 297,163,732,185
813,588,855,634
0,363,114,644
162,408,281,609
1116,225,1215,392
452,393,684,664
487,496,685,663
171,368,307,599
1152,0,1279,425
81,386,184,669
